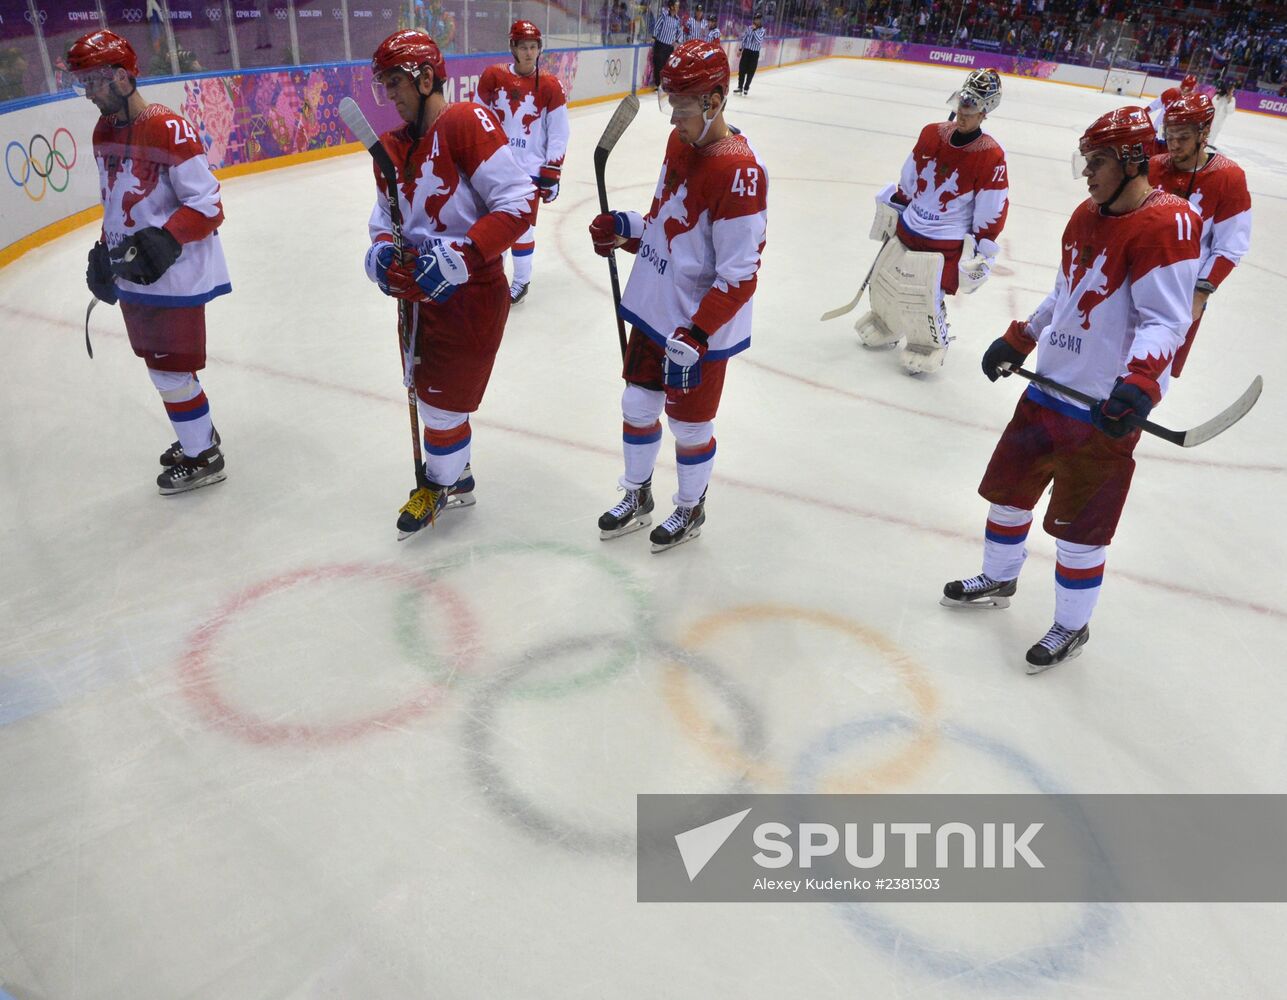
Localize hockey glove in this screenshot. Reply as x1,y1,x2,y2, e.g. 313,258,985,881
589,212,640,256
366,241,421,300
663,325,708,394
870,183,904,241
413,243,470,304
537,165,561,204
109,226,182,285
86,241,118,305
958,236,996,295
1091,376,1155,438
981,336,1028,383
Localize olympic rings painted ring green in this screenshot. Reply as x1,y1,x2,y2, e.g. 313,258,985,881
393,540,653,699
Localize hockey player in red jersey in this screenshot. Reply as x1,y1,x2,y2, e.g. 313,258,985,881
588,41,767,552
1145,74,1194,148
476,21,570,304
70,30,231,496
943,107,1200,672
855,68,1009,375
363,30,536,538
1148,93,1252,376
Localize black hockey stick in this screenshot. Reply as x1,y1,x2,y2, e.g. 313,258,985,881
84,297,98,358
593,94,640,360
1009,366,1263,448
338,96,426,488
820,233,889,321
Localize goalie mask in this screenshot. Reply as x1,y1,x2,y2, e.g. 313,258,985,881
951,68,1002,117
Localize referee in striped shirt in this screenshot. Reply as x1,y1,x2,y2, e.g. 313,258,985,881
736,13,766,95
650,0,681,86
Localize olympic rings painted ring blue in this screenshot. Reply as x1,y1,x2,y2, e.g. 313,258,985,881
793,716,1118,987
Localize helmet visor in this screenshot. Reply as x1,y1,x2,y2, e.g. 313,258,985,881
71,67,118,96
371,67,415,106
657,88,706,120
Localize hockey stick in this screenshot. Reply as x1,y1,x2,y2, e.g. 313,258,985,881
593,94,640,360
338,97,426,488
820,233,890,321
1009,366,1263,448
84,298,98,358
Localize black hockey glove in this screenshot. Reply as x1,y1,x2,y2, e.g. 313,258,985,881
109,226,182,285
1091,377,1155,438
981,336,1028,382
86,241,118,305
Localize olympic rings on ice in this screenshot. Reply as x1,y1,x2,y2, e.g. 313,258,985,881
661,604,940,792
180,562,476,746
5,128,77,201
462,633,767,857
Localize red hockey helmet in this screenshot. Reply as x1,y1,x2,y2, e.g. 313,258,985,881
510,20,542,46
1181,73,1197,93
371,29,446,89
1079,106,1155,164
1161,86,1181,105
1164,92,1215,130
67,30,139,79
661,40,730,97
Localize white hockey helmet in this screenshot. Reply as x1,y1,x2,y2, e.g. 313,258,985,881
955,68,1002,116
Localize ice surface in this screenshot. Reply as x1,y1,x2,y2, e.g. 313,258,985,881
2,57,1285,999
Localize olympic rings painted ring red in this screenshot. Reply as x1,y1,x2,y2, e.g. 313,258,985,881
179,562,477,746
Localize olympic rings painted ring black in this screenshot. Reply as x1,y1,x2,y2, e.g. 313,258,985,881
462,633,767,857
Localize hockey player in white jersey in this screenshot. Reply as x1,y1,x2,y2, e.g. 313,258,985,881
943,107,1200,672
854,68,1010,375
70,30,232,496
588,41,767,552
476,21,570,304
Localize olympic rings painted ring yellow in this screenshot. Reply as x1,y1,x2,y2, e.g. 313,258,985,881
661,604,941,793
5,128,77,202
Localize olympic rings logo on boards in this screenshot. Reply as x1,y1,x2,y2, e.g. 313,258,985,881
603,57,622,82
121,7,144,23
24,8,48,26
5,129,78,202
205,6,222,21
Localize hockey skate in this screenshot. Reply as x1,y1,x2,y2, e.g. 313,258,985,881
854,311,901,350
160,427,219,467
598,480,654,540
396,464,476,540
1025,623,1090,674
650,496,705,553
901,343,947,375
940,574,1017,609
157,442,226,495
509,280,529,304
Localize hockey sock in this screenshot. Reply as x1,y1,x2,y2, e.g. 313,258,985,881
1053,540,1106,630
417,399,471,486
512,241,534,285
670,418,716,506
621,384,664,490
149,368,214,458
981,503,1032,582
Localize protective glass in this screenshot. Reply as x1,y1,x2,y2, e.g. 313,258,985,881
657,89,706,120
71,68,118,96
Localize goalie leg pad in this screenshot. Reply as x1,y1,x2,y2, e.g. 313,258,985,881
867,241,946,358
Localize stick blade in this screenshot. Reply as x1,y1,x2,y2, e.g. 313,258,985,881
596,94,640,155
820,291,863,322
1180,375,1263,447
338,97,380,151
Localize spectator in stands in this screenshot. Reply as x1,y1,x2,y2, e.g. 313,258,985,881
0,48,28,103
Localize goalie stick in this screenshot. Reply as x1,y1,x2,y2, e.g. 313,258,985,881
1009,366,1263,448
592,94,640,359
820,233,890,321
338,96,426,488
